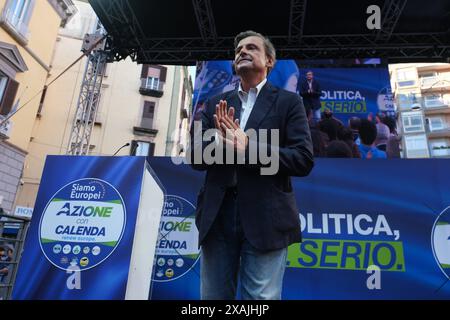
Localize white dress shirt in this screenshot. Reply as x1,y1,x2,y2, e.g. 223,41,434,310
237,78,267,129
214,79,267,146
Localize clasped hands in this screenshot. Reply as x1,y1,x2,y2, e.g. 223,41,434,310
213,100,248,154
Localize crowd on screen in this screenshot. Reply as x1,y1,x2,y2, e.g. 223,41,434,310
307,109,401,159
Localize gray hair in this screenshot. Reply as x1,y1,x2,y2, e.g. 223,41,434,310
234,30,277,72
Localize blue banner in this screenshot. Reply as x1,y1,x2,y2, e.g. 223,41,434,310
300,67,394,125
148,157,450,300
193,60,393,126
13,156,147,300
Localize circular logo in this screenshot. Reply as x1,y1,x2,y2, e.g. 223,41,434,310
53,244,62,254
92,246,101,256
72,245,81,255
153,195,200,282
165,268,174,278
39,178,126,271
157,257,165,266
62,244,71,254
80,257,89,267
432,206,450,279
176,258,184,268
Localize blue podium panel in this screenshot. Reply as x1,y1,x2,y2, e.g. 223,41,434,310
14,156,148,300
147,157,450,300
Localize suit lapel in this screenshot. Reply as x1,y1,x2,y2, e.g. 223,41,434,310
244,82,278,131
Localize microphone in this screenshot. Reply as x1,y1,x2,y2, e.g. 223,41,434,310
112,143,130,156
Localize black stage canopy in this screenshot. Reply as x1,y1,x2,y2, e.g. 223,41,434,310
89,0,450,64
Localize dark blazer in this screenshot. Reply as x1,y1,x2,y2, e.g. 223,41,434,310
190,82,314,251
299,79,322,112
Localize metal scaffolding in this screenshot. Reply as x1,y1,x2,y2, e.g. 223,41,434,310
89,0,450,65
288,0,307,42
66,24,109,155
192,0,217,42
0,212,30,300
376,0,409,41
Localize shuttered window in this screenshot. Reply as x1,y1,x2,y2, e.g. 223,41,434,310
0,77,19,116
141,101,155,128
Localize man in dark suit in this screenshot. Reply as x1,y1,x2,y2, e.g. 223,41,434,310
189,30,314,300
299,71,322,123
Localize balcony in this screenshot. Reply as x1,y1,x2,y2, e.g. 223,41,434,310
423,98,450,115
427,126,450,139
424,105,450,115
397,94,450,114
420,76,450,91
396,95,423,112
47,0,78,28
431,147,450,157
139,78,164,98
0,8,30,45
133,117,158,137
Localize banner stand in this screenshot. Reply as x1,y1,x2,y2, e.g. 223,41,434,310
13,156,164,300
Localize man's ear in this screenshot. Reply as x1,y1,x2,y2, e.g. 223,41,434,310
266,56,275,70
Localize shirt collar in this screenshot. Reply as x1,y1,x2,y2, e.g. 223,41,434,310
238,78,267,98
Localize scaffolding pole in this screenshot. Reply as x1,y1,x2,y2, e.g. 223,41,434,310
66,18,109,155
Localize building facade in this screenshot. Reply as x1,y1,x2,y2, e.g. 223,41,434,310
390,63,450,158
0,0,76,214
14,0,193,209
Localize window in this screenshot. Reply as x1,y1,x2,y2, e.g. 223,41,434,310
9,0,31,25
404,134,429,158
396,68,416,87
140,65,167,88
402,111,424,133
424,94,447,108
428,117,445,131
0,76,19,116
420,72,437,78
130,141,155,156
419,72,438,87
397,93,420,110
0,73,8,102
141,101,155,129
2,0,35,39
144,77,160,90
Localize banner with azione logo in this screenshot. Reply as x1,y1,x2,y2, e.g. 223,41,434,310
13,156,147,300
147,157,450,300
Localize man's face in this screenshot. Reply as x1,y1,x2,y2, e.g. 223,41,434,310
306,72,313,80
234,36,273,76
